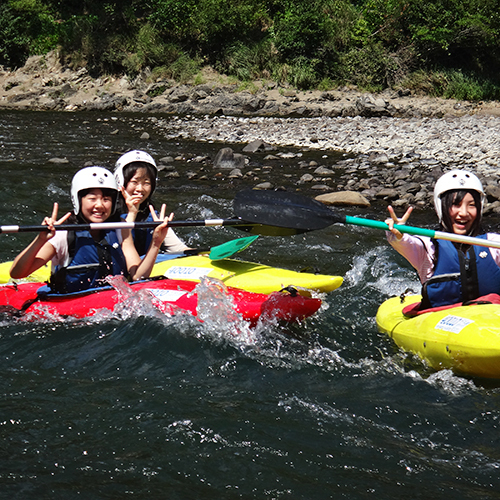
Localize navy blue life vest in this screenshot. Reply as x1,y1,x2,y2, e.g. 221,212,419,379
121,212,156,257
421,237,500,308
49,230,127,294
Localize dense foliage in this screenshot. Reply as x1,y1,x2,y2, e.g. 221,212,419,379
2,0,500,99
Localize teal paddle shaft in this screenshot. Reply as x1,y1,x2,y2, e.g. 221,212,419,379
234,189,500,250
344,216,500,250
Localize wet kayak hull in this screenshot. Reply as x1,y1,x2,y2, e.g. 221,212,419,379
376,294,500,379
0,278,322,326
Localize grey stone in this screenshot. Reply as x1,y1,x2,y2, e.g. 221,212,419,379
213,147,246,169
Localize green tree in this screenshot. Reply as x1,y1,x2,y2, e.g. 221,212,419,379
0,0,60,68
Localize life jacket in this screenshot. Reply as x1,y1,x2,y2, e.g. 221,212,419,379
421,237,500,308
121,211,170,256
121,212,155,257
49,229,127,294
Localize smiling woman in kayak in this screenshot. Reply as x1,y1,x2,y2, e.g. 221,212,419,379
114,150,190,256
386,169,500,308
10,166,171,293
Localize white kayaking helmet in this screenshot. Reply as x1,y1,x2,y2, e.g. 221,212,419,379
71,166,119,215
433,169,486,222
114,150,158,190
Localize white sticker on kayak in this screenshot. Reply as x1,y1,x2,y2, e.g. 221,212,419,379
435,315,474,333
164,266,212,280
148,289,187,302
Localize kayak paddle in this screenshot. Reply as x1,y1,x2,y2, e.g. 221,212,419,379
0,218,289,237
0,191,315,237
209,235,259,260
160,236,260,261
234,189,500,250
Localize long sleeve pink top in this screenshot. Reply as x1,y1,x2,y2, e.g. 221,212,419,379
386,232,500,284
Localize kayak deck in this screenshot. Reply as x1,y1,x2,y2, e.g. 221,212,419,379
155,255,342,295
376,294,500,379
0,255,343,295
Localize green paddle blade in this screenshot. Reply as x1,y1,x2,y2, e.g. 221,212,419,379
209,235,260,260
234,189,344,233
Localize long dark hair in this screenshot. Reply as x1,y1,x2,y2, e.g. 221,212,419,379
116,162,157,221
440,189,482,237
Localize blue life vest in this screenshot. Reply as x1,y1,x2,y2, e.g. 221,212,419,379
49,230,127,293
121,212,155,257
422,237,500,308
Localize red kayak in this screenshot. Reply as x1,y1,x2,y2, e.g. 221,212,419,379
0,277,321,326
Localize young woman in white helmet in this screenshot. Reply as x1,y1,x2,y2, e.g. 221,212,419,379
10,166,171,293
386,169,500,308
114,150,190,256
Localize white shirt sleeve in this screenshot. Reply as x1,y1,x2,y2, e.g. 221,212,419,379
162,228,190,253
49,231,69,270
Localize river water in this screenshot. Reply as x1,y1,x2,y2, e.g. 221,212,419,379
0,110,499,499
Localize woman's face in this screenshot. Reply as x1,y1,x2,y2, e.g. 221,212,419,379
80,188,113,222
449,192,478,235
125,167,152,204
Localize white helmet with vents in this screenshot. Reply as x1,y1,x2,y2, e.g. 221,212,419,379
71,166,118,215
114,150,157,190
433,169,486,222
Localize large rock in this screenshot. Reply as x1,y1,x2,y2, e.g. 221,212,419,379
355,94,391,117
315,191,371,207
485,184,500,202
213,147,246,169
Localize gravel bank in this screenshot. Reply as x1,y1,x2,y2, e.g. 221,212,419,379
153,113,500,213
3,51,500,213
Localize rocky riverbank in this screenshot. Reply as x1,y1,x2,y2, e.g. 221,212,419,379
3,51,500,214
152,112,500,214
3,51,500,119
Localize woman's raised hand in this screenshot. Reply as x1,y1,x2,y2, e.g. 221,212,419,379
150,204,173,247
121,186,141,219
385,205,413,240
42,203,71,241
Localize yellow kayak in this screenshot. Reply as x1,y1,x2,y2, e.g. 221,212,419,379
0,255,342,295
0,261,51,283
376,294,500,379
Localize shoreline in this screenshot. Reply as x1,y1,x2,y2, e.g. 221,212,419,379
3,52,500,120
3,51,500,214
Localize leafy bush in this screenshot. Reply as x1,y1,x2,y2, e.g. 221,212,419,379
149,0,271,59
287,57,320,90
337,42,403,90
360,0,500,74
271,2,329,59
2,0,500,96
219,39,277,80
401,69,500,100
0,0,59,68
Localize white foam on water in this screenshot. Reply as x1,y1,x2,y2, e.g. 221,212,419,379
194,277,257,345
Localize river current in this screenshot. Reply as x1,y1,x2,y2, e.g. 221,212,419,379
0,111,499,499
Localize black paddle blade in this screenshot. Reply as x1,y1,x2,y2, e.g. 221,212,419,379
234,189,343,233
236,223,308,236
